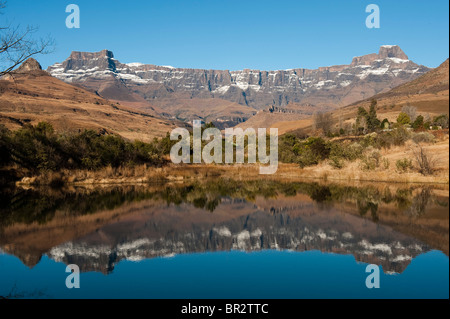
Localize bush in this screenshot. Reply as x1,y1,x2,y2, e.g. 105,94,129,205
329,156,344,169
412,132,435,144
329,141,363,162
362,127,411,150
382,158,390,170
347,143,365,160
396,158,413,173
390,126,411,146
296,137,331,168
278,134,302,164
305,137,330,159
297,147,321,168
360,148,381,171
360,132,378,148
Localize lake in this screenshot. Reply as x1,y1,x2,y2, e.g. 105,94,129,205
0,179,448,298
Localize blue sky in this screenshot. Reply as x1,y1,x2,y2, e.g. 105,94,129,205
2,0,449,70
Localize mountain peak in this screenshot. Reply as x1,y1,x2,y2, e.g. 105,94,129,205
69,49,114,60
15,58,43,73
351,45,409,66
378,45,408,60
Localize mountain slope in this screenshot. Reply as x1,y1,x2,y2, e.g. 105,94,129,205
273,58,449,135
47,46,430,126
0,59,184,141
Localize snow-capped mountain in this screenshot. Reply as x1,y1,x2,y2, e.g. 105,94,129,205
47,45,430,125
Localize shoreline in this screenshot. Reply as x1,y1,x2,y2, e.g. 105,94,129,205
14,163,450,187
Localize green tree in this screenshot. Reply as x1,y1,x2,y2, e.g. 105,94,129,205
367,99,381,132
412,115,424,130
356,107,369,134
397,112,411,125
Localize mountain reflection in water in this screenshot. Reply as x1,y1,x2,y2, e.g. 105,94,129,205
1,179,447,277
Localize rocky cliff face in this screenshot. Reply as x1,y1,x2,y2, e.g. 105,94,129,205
47,46,430,124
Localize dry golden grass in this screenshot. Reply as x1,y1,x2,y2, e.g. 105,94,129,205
17,143,449,187
0,72,182,142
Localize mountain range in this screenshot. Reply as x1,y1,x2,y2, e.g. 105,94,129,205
1,46,447,140
47,45,431,128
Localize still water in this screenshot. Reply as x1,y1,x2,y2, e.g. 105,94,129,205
0,179,448,298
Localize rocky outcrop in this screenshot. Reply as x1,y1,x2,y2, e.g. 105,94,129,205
378,45,409,60
15,58,43,73
1,58,48,80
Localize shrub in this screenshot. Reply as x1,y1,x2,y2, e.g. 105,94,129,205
412,132,435,144
278,134,302,164
382,158,390,170
296,137,331,168
396,158,413,173
361,132,378,148
360,148,381,171
329,156,344,169
297,147,321,168
329,141,363,162
305,137,330,160
390,126,410,146
347,143,365,160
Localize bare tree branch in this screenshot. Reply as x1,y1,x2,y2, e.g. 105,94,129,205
413,143,438,175
312,111,333,134
0,1,54,77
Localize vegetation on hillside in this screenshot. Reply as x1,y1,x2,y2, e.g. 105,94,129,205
1,99,448,185
0,122,175,173
281,100,448,175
